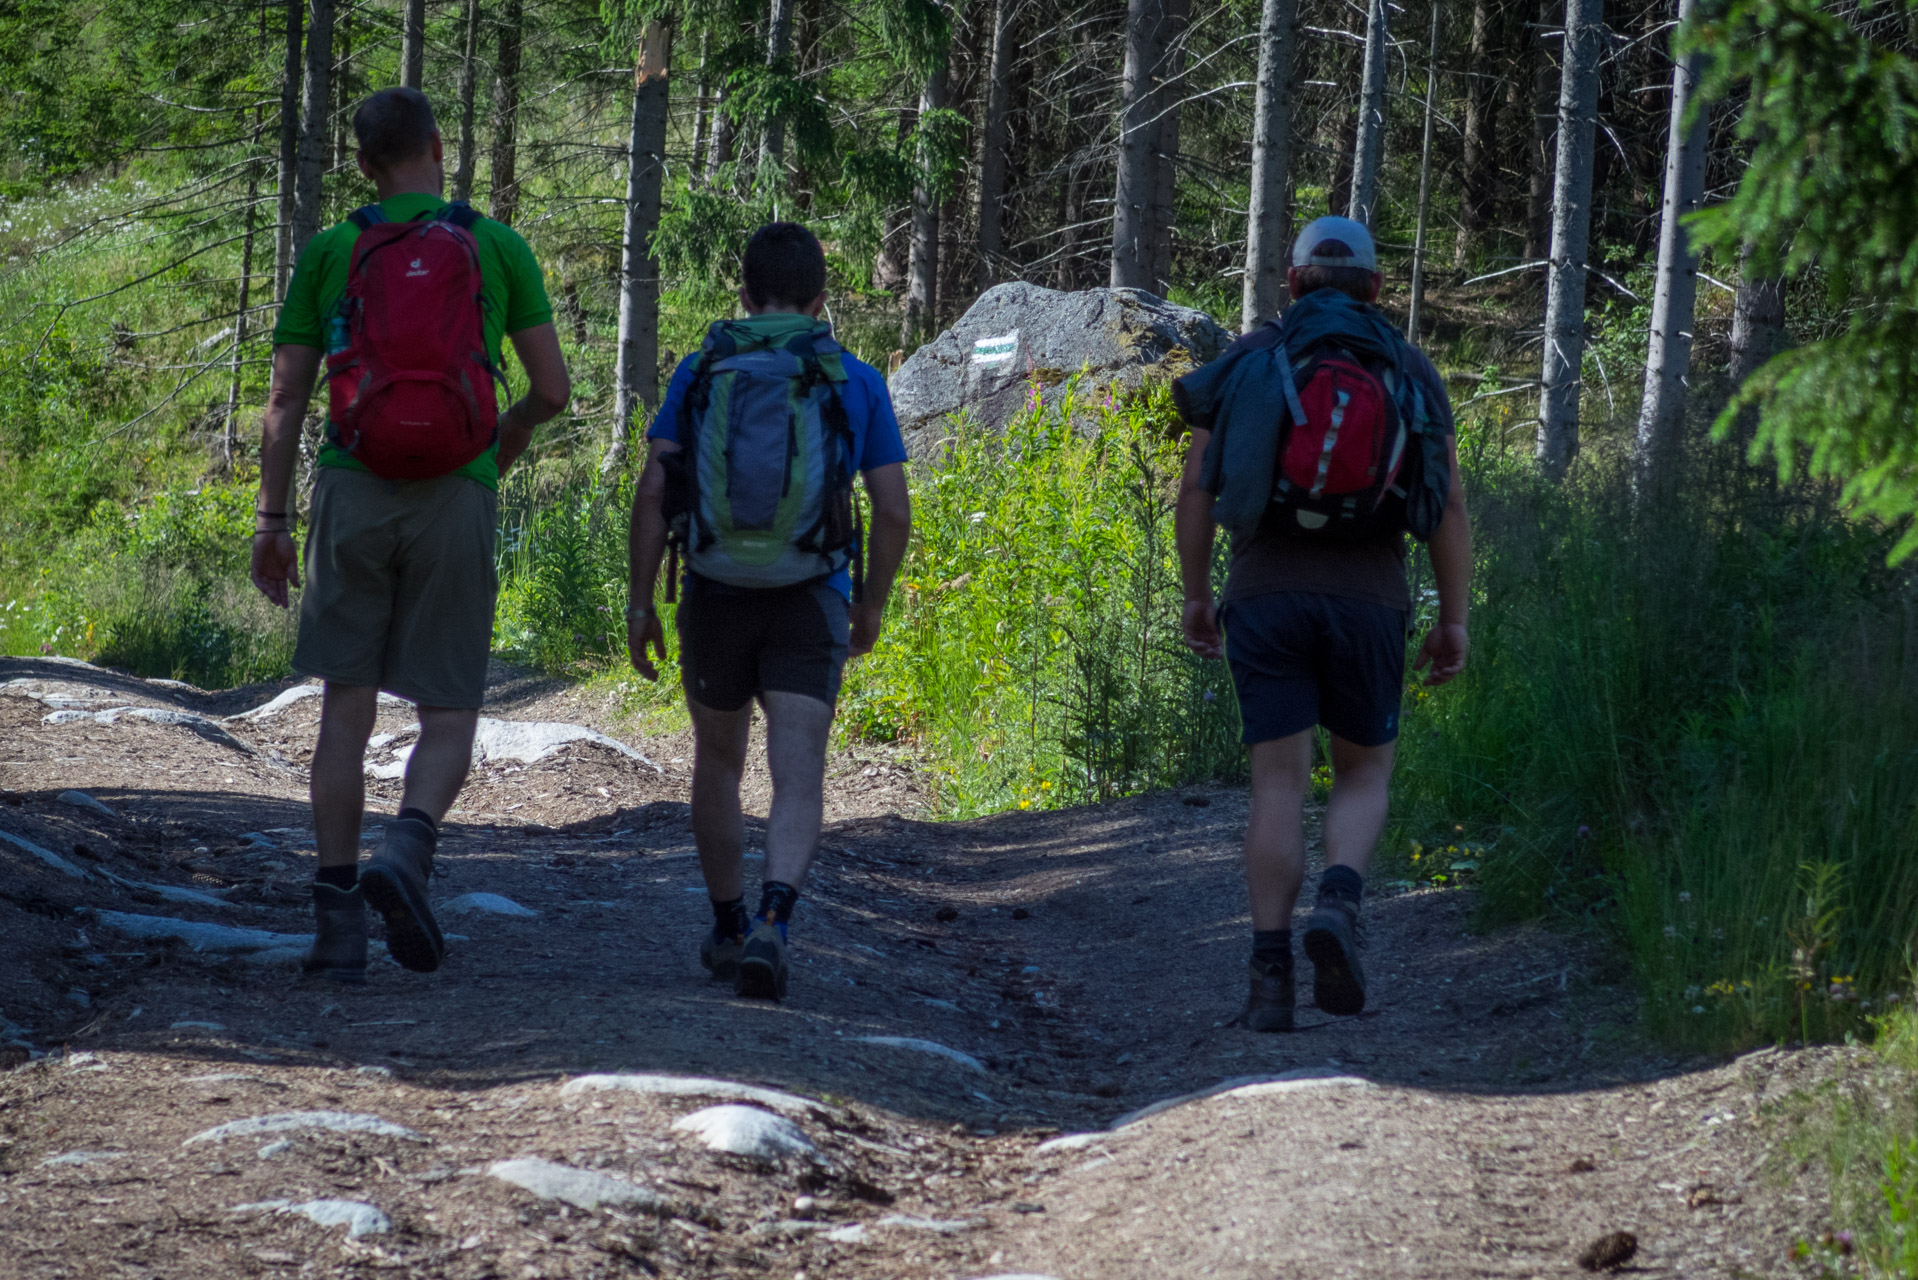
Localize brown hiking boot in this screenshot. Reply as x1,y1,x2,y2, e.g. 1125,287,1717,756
1303,895,1368,1015
1242,956,1295,1032
359,819,445,973
301,882,368,984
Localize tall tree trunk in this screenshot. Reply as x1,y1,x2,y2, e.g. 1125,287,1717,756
976,0,1016,292
1406,0,1440,341
226,168,260,469
1729,252,1783,385
451,0,481,201
1453,0,1497,270
708,86,735,180
1241,0,1296,330
1536,0,1603,477
606,22,672,479
400,0,426,88
276,0,303,294
1111,0,1165,288
291,0,334,256
1632,0,1708,485
332,6,352,174
1523,1,1558,262
1148,0,1187,294
758,0,796,178
1346,0,1389,228
490,0,524,225
903,61,947,346
691,29,712,186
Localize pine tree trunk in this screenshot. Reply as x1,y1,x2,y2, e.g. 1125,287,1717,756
276,0,303,294
1110,0,1164,289
1453,0,1497,270
1523,1,1557,263
606,22,672,479
1536,0,1603,477
1346,0,1389,228
1729,252,1783,385
758,0,796,178
225,169,260,469
708,86,734,181
1148,0,1187,295
691,30,712,187
332,8,352,176
490,0,523,225
400,0,426,88
451,0,481,200
975,0,1016,293
1632,0,1708,484
291,0,333,256
1406,0,1440,341
903,61,947,347
1241,0,1296,330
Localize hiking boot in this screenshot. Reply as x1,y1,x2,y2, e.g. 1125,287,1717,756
359,818,445,973
1242,956,1295,1032
734,922,789,1002
1303,896,1367,1015
700,928,745,982
301,882,367,984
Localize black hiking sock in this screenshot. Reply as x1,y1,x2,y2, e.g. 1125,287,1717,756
1318,864,1364,908
756,881,799,939
316,864,359,891
711,895,751,943
396,807,439,839
1252,928,1292,969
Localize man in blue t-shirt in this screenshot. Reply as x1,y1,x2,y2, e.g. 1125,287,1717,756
625,222,912,1002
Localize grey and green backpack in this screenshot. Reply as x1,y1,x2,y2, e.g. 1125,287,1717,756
661,318,864,598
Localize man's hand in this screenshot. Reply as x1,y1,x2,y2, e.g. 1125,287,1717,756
627,611,667,681
1413,622,1469,686
251,532,300,608
849,600,884,658
1182,597,1224,660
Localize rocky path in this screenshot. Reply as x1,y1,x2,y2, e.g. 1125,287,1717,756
0,657,1833,1278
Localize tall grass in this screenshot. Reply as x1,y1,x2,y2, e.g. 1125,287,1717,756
1390,432,1918,1048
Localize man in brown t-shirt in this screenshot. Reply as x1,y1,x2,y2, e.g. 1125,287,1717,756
1174,216,1472,1031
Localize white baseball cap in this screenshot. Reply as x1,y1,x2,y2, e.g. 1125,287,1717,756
1291,216,1378,271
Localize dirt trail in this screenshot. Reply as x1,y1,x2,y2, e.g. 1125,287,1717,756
0,656,1834,1278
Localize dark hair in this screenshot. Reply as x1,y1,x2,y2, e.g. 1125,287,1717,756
742,222,827,309
1291,263,1379,300
353,88,439,173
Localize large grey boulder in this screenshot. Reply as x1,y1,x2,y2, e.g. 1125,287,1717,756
887,283,1229,456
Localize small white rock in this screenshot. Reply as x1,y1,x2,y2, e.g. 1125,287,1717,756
671,1105,816,1161
184,1111,422,1146
877,1214,978,1233
486,1158,670,1212
856,1035,986,1075
233,1198,390,1238
40,1151,125,1166
824,1223,868,1243
56,790,116,818
559,1073,832,1117
256,1140,293,1160
441,892,538,918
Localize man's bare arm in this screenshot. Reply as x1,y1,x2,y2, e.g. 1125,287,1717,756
625,438,678,680
1414,434,1472,685
1174,429,1224,659
498,322,571,476
250,343,323,608
850,462,910,657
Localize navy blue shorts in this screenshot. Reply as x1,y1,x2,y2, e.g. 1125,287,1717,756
676,576,850,712
1221,591,1408,746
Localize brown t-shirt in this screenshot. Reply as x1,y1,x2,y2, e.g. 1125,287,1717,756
1220,341,1453,615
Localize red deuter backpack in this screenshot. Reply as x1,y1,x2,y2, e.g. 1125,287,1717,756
1270,345,1409,539
324,203,502,480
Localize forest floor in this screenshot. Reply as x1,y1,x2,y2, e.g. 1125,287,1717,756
0,654,1840,1279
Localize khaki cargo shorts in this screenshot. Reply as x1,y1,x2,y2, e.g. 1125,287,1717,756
293,467,498,709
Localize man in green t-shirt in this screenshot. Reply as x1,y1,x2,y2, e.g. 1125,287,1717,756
250,87,570,984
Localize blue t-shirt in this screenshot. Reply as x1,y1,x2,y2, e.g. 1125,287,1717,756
647,330,908,602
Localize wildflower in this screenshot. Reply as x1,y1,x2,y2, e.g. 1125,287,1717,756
1692,1005,1705,1014
1018,800,1031,810
1202,689,1217,702
1577,825,1591,838
1677,891,1691,904
1663,926,1677,939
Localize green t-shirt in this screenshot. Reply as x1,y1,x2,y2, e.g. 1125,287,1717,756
273,192,554,489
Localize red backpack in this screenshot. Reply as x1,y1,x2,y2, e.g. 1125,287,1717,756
324,203,501,480
1270,344,1409,539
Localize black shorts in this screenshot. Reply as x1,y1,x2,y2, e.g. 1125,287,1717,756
1221,591,1408,747
676,576,851,712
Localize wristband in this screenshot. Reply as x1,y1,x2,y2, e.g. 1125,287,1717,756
625,604,657,623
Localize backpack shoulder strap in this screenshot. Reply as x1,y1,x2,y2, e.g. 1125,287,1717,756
345,205,386,230
437,202,482,231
